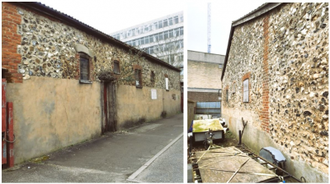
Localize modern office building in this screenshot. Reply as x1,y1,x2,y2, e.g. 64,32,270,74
111,12,184,69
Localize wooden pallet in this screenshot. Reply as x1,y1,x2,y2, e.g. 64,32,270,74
192,146,278,183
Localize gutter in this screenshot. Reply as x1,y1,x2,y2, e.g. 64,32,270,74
221,3,283,81
15,2,180,72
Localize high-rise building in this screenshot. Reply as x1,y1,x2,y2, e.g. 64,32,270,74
111,11,184,69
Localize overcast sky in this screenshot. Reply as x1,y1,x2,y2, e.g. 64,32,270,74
38,0,269,55
187,0,265,55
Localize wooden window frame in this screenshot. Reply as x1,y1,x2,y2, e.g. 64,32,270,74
133,65,143,89
243,79,249,102
150,71,155,85
242,72,251,103
135,69,142,88
113,60,120,75
79,53,92,84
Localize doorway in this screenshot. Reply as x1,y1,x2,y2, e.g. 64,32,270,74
102,81,117,133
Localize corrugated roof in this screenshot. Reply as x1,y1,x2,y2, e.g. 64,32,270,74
14,2,180,72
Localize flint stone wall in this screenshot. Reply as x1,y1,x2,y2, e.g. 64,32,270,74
222,3,328,181
16,7,180,90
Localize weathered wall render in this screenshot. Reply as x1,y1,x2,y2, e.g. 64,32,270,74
222,3,328,182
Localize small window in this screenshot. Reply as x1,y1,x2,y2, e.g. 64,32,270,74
158,20,163,28
163,19,168,27
164,31,169,40
169,18,173,26
165,77,169,91
243,79,249,102
180,27,184,35
80,54,90,81
169,30,174,38
114,60,120,74
151,71,155,84
226,89,229,103
135,69,142,88
159,32,164,41
174,16,179,24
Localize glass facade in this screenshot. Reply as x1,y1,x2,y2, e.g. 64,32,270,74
111,12,184,68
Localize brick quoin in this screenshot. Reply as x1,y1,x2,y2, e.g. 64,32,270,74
2,3,23,83
261,14,270,133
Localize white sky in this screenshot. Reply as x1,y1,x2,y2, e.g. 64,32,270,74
37,0,272,55
38,0,185,33
187,0,266,55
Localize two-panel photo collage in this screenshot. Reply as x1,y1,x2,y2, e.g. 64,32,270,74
1,0,329,183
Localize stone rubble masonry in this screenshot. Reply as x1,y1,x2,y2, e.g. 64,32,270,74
261,14,270,133
2,3,180,91
222,3,328,175
2,3,23,83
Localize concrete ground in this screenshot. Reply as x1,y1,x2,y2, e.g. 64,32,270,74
2,113,183,183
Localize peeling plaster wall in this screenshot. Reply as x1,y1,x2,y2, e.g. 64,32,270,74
2,3,181,164
6,77,102,164
117,86,181,129
222,3,328,182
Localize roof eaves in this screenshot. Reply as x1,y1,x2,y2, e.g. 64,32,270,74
221,3,283,81
15,2,180,72
232,3,283,27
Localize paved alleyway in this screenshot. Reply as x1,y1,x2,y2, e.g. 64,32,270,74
2,113,183,183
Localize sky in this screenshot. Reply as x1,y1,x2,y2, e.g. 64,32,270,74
37,0,270,55
187,0,265,55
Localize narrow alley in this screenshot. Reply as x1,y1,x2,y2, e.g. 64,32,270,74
2,113,183,183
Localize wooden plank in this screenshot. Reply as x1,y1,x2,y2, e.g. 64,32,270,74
195,146,277,183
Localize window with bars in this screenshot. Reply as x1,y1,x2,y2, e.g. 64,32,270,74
243,79,249,102
80,54,90,81
135,69,142,88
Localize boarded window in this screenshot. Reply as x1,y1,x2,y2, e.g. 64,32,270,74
114,60,120,74
80,56,89,81
243,79,249,102
135,69,142,88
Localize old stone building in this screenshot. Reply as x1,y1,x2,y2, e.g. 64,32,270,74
2,2,181,164
221,3,328,182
